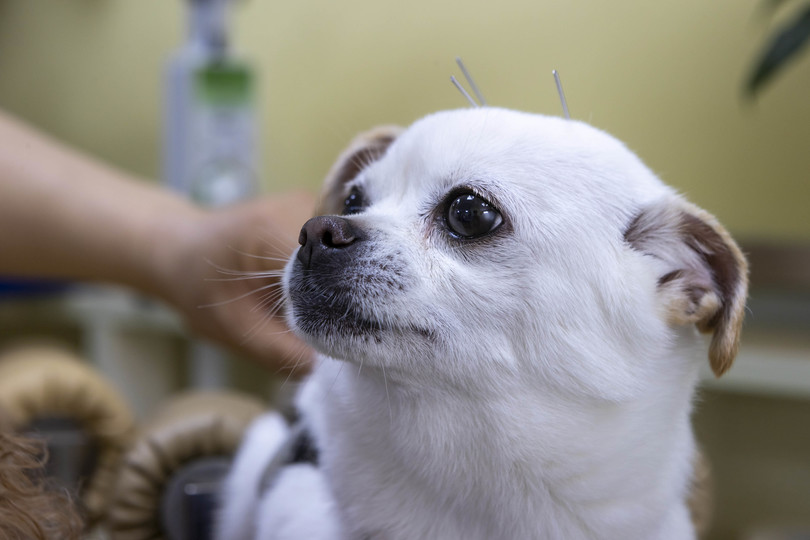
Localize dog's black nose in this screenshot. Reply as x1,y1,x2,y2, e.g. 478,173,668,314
297,216,359,269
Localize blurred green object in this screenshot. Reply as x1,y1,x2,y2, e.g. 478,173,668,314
746,1,810,96
194,62,253,106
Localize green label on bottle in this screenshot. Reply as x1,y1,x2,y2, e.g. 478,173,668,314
194,62,253,106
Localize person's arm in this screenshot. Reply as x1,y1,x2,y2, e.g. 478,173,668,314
0,109,198,294
0,110,313,374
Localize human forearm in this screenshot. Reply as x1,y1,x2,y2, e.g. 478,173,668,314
0,110,202,299
0,110,314,371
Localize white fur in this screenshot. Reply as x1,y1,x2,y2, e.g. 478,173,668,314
219,108,745,540
254,464,342,540
215,412,289,540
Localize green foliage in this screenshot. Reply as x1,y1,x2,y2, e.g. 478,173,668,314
746,2,810,96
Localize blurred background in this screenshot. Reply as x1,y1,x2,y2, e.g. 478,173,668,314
0,1,808,539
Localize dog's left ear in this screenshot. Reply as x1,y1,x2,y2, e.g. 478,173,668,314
624,198,749,377
317,126,403,215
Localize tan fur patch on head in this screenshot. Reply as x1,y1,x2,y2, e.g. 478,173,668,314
624,198,749,377
317,126,403,215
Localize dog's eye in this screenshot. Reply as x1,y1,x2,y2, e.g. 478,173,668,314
343,187,366,215
446,193,503,238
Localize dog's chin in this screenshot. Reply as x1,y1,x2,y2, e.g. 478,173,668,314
293,305,387,343
289,301,436,364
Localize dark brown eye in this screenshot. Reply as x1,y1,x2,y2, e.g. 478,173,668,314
446,193,503,238
342,186,366,215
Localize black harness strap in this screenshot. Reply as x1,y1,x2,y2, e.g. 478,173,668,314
257,421,320,496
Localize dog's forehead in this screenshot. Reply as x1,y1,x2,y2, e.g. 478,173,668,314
366,108,668,208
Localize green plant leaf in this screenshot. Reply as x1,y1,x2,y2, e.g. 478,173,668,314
760,0,798,15
746,5,810,95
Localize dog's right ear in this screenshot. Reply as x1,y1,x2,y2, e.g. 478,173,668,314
317,126,403,215
624,197,749,377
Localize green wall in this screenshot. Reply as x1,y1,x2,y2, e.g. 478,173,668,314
1,0,808,240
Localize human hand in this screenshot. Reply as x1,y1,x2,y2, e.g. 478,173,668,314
0,110,313,375
156,191,315,376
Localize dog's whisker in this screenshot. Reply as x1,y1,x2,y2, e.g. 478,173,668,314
203,257,246,276
205,272,285,282
254,233,298,260
240,322,296,351
250,289,286,314
259,303,287,328
241,302,288,344
203,258,286,280
248,297,282,318
381,363,393,424
261,327,296,337
277,365,297,389
228,244,293,264
260,289,286,309
198,282,281,309
277,345,310,389
326,362,345,398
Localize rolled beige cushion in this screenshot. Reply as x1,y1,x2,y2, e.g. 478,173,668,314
0,344,136,523
101,388,713,537
106,390,265,540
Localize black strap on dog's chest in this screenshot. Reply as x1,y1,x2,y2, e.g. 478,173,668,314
257,421,319,496
288,425,319,465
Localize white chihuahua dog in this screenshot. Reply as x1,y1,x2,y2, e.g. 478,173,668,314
217,108,747,540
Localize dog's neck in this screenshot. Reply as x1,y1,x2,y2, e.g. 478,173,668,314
303,351,700,540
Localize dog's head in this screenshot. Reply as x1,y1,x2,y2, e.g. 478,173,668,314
284,108,747,399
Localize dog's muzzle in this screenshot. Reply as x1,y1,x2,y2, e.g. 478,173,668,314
297,216,362,269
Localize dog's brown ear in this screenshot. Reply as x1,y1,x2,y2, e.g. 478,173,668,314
317,126,403,215
624,198,748,377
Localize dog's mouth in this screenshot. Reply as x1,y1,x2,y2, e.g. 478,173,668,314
295,301,384,339
287,272,435,346
292,298,434,343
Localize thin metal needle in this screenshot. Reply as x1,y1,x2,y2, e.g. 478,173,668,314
455,57,487,106
552,70,571,119
450,76,478,108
